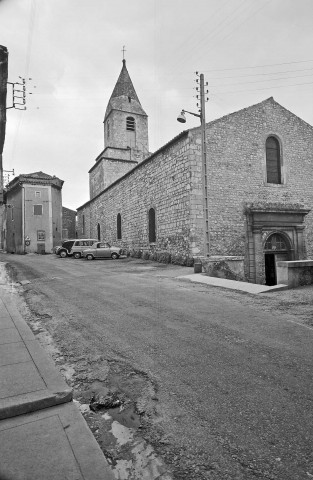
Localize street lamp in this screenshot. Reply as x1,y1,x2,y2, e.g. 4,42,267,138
177,73,209,256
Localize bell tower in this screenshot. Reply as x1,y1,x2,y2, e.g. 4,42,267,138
103,59,149,160
89,58,149,199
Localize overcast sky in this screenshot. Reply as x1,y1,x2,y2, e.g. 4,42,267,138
1,0,313,210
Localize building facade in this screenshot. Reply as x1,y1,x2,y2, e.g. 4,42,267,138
62,206,76,239
77,61,313,285
5,172,63,254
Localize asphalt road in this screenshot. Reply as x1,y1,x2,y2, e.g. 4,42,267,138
1,253,312,480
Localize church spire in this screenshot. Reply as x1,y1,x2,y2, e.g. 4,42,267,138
109,59,141,105
104,59,147,121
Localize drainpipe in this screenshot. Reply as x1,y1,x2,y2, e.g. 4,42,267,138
22,185,25,253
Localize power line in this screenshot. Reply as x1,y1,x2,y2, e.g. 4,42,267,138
206,67,313,81
204,59,313,73
210,79,313,95
209,71,313,88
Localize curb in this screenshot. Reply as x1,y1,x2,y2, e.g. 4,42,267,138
0,290,72,420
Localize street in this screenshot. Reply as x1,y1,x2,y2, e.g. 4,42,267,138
0,252,312,480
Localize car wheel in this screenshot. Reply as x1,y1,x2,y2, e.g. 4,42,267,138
111,252,119,259
73,252,81,259
60,250,67,258
86,254,94,261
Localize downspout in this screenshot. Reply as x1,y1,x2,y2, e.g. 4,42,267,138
22,184,25,253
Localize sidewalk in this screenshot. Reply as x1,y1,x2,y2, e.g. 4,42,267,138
177,272,288,294
0,288,115,480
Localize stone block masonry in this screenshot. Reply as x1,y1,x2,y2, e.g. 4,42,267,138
77,131,204,258
77,98,313,279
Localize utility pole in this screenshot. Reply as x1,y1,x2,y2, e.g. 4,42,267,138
0,45,8,250
199,73,209,256
177,72,210,257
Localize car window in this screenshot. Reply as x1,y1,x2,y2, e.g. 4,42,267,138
74,241,80,246
63,241,74,249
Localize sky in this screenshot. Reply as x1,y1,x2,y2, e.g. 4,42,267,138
1,0,313,210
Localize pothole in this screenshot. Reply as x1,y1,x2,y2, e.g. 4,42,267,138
2,268,174,480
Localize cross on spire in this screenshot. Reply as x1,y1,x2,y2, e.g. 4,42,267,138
122,45,126,61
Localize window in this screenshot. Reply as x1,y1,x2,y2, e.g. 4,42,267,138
117,213,122,240
149,208,156,243
266,136,281,184
97,223,101,241
37,230,45,241
33,204,43,215
126,116,135,131
82,215,85,235
107,121,110,138
265,233,288,251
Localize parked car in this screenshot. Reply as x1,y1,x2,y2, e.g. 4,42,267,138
82,242,122,260
56,239,98,258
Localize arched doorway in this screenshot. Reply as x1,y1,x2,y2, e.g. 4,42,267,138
264,233,291,286
97,223,101,241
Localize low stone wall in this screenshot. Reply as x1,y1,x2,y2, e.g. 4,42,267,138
198,256,246,282
277,260,313,288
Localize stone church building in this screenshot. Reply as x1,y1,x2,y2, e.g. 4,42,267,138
77,60,313,285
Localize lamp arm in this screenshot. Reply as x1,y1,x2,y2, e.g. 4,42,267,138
182,109,201,119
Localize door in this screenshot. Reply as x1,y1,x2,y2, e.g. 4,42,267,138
265,253,276,286
95,243,111,258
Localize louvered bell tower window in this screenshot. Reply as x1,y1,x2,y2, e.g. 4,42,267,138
126,116,135,131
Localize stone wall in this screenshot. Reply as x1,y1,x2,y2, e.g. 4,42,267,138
199,98,313,269
77,132,202,259
89,156,137,199
277,260,313,288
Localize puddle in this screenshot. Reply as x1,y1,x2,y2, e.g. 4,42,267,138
111,420,134,446
107,403,141,430
73,400,90,414
112,437,172,480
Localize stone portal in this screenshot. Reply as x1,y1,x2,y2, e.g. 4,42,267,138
245,203,310,284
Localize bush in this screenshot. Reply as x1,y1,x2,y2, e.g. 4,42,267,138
142,251,150,260
157,251,171,264
149,252,158,261
186,256,194,267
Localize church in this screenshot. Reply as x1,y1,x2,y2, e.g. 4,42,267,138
76,60,313,285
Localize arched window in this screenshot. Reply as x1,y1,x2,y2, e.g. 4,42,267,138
149,208,156,243
117,213,122,240
264,233,288,251
126,116,135,131
266,136,281,184
97,223,101,241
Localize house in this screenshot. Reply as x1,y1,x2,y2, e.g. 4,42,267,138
62,206,76,239
5,171,63,254
76,60,313,285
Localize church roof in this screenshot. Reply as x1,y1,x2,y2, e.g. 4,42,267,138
110,59,141,104
104,60,147,119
